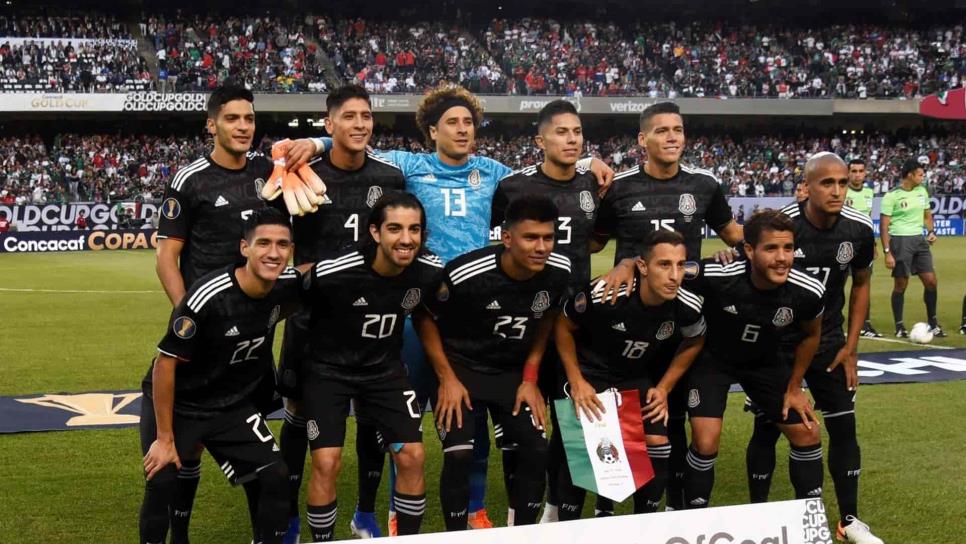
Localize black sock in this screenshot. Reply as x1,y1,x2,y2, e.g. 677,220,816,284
545,438,561,507
501,449,517,502
746,416,781,503
683,446,717,509
789,443,824,499
925,289,938,327
594,495,614,516
555,458,586,521
257,463,292,544
243,479,261,542
511,445,547,525
961,295,966,327
634,443,671,513
393,492,426,535
355,423,385,514
170,458,201,544
280,409,307,518
440,449,472,531
306,501,337,542
892,292,905,328
140,466,176,544
826,413,861,520
665,415,687,510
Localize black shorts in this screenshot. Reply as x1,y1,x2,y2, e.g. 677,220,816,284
432,363,546,453
555,373,667,437
648,339,688,420
745,344,855,421
889,235,934,277
139,400,281,486
686,352,803,425
251,363,282,417
276,310,310,400
301,373,423,450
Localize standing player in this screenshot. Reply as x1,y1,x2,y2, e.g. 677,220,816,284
845,158,882,338
140,208,301,544
745,153,882,544
682,210,825,509
417,195,571,530
880,159,944,338
553,230,706,519
154,84,319,544
592,101,743,513
298,193,440,541
273,85,406,542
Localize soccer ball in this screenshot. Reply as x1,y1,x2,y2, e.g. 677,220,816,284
909,322,934,344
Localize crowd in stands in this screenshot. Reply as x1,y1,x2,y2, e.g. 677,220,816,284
0,40,152,92
0,15,132,40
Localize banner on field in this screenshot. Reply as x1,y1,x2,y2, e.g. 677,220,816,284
0,202,158,231
555,390,653,502
0,229,158,253
0,92,205,112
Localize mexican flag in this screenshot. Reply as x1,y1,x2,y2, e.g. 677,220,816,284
554,389,654,502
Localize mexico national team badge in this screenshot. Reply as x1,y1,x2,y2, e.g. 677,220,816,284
688,389,700,408
596,438,620,464
173,316,196,339
401,288,421,311
162,197,181,220
366,186,384,208
532,290,551,317
679,193,697,222
306,420,320,441
574,291,588,313
468,169,481,188
773,307,794,327
655,321,675,340
268,305,281,328
579,190,596,216
836,241,854,266
436,282,450,302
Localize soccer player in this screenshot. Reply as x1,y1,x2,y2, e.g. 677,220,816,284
154,84,319,543
592,101,743,513
682,210,825,510
744,153,882,544
553,229,706,519
880,159,944,338
298,193,440,541
274,85,406,542
139,208,302,544
845,158,882,338
417,195,571,530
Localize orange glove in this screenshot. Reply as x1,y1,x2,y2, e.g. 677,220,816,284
261,140,327,216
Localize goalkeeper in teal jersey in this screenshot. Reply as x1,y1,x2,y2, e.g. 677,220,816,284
845,159,882,337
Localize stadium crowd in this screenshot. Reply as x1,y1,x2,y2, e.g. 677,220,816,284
0,40,152,92
0,15,132,40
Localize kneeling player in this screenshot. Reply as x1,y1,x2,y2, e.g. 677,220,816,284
554,229,706,518
682,210,826,508
140,208,302,544
299,193,440,541
417,195,571,530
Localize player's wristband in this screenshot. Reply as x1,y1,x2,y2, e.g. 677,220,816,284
882,247,890,253
522,364,539,384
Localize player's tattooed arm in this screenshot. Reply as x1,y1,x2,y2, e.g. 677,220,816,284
829,267,871,391
280,138,330,172
144,354,182,480
584,158,615,198
648,334,705,425
413,309,472,433
784,316,822,429
554,312,603,421
711,221,746,264
156,238,187,306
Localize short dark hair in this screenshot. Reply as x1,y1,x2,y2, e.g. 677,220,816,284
848,158,866,167
639,229,685,261
537,100,579,132
207,83,254,119
639,101,681,131
242,207,291,241
504,194,559,228
901,159,924,178
744,209,794,247
367,192,426,233
326,84,371,114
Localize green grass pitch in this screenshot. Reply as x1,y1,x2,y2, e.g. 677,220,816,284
1,238,965,543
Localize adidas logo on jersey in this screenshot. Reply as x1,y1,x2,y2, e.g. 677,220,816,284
214,195,229,207
631,201,646,212
486,300,502,310
794,248,806,258
723,305,738,314
612,322,627,332
225,326,240,336
353,297,368,306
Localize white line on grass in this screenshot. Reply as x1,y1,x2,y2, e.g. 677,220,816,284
859,336,956,350
0,287,161,294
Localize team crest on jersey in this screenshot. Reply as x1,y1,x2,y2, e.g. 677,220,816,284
436,282,450,302
267,306,281,329
578,190,596,214
684,261,700,280
532,290,551,317
574,291,588,313
655,321,675,340
366,186,384,208
468,169,481,188
836,241,855,266
773,307,794,328
401,288,422,311
173,316,196,339
162,198,181,220
679,193,697,220
596,438,620,464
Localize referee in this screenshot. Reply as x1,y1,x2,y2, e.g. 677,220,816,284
845,158,881,338
879,159,945,338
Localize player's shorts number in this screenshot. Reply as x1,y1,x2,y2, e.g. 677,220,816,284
246,413,274,443
344,213,360,242
403,390,420,419
806,266,831,286
621,340,650,359
741,324,761,343
440,188,467,217
362,314,398,339
557,217,572,244
230,336,265,365
493,316,527,339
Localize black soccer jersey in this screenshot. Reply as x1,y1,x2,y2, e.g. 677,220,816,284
780,202,875,349
157,153,274,288
562,276,706,382
492,165,600,285
143,265,302,418
594,164,733,263
290,152,407,264
300,245,443,383
424,244,572,374
684,260,825,366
